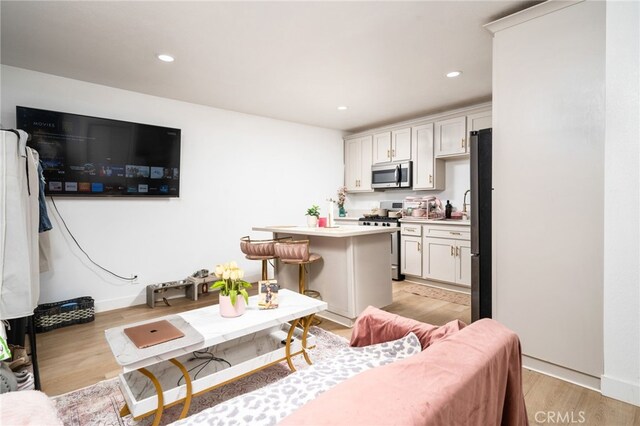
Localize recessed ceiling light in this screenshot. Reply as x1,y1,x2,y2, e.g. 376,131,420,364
337,106,348,111
157,54,175,63
446,71,462,78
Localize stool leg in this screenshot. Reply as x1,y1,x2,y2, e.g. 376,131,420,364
261,259,268,281
298,264,305,294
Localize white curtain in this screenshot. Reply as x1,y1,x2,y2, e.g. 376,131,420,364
0,130,40,320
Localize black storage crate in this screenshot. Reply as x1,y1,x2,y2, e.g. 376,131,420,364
33,297,95,333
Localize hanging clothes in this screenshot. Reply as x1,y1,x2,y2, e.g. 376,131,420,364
0,129,40,320
37,161,52,233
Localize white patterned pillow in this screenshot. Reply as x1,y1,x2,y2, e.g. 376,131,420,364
171,332,421,426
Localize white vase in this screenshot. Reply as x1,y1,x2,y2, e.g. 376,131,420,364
219,294,246,318
307,216,318,227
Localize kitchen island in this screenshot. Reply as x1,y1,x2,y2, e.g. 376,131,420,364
252,225,396,326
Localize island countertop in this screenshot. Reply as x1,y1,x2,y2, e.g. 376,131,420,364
252,225,397,238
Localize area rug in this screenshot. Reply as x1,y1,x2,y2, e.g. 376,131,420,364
52,326,348,426
402,283,471,306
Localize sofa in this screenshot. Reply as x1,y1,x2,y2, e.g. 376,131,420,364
171,306,528,425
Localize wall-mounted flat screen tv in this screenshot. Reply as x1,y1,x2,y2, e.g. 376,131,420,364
17,106,181,197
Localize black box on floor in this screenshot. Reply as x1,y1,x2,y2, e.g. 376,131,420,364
33,297,95,333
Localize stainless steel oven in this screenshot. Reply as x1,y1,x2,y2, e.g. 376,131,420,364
358,201,405,281
371,161,412,189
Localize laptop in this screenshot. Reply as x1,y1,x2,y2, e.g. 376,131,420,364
124,320,185,349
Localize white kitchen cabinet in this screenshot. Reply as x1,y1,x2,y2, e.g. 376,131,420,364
466,110,492,133
344,136,373,192
435,116,467,158
401,236,422,277
422,224,471,287
373,128,411,164
411,123,445,190
373,131,392,164
423,237,456,282
401,224,423,277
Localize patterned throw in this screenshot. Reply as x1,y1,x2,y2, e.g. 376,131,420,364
171,333,422,426
53,327,349,426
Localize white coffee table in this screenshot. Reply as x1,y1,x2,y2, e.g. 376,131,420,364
105,289,327,425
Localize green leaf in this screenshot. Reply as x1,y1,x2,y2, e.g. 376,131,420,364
229,289,238,306
210,280,225,290
241,280,252,288
240,289,249,304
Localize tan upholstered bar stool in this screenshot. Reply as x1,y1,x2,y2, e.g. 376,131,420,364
274,240,322,299
240,236,291,281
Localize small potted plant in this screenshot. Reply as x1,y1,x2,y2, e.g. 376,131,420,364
306,204,320,227
210,262,252,318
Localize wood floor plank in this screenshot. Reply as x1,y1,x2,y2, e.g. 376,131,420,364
33,281,639,425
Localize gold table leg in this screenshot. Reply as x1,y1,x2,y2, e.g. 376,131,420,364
301,314,314,366
285,318,300,371
119,404,131,417
169,358,193,419
138,367,164,426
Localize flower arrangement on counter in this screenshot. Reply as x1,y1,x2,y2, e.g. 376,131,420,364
336,186,347,208
210,261,252,306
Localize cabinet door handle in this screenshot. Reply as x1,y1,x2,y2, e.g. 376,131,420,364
417,242,421,252
455,246,460,257
387,149,390,159
392,149,396,158
405,227,415,231
429,174,433,183
461,138,465,148
450,246,454,256
449,231,461,235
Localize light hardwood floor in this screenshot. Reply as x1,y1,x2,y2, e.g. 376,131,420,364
36,282,639,425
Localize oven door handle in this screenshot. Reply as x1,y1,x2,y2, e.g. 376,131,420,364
394,164,400,186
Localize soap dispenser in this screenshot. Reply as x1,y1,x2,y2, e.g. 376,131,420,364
445,200,452,219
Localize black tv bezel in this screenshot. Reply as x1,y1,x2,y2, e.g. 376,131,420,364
17,106,182,198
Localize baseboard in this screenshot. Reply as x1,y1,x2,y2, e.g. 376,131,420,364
601,374,640,406
402,277,470,295
523,355,601,391
93,293,146,313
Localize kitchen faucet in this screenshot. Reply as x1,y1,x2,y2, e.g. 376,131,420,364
463,189,471,217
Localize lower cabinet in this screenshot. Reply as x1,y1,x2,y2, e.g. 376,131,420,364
400,223,471,288
423,237,471,287
401,235,422,277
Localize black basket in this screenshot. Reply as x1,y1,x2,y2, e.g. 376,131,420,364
33,297,95,333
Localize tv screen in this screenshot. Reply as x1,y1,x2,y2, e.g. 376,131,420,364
17,106,181,197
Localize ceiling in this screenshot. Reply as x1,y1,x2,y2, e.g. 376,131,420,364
0,1,536,132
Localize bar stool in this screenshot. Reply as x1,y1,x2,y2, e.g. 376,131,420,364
240,236,291,280
274,240,322,298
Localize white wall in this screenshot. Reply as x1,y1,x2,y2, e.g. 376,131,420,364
490,1,605,384
602,0,640,406
1,65,344,312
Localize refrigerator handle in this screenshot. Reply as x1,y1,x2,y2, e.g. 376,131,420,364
470,132,480,254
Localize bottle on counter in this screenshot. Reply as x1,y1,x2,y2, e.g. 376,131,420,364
445,200,452,219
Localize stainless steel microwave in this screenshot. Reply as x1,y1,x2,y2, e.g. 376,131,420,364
371,161,412,189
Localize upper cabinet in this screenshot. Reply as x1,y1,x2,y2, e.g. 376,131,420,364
411,123,444,190
344,136,373,192
434,110,492,158
467,110,492,133
373,128,411,164
434,116,467,158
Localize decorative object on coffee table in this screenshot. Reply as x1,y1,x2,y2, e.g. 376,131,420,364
258,281,279,309
210,262,251,318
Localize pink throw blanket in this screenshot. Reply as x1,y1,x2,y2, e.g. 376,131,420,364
280,318,528,425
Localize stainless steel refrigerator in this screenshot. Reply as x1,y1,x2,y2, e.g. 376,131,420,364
470,128,492,322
